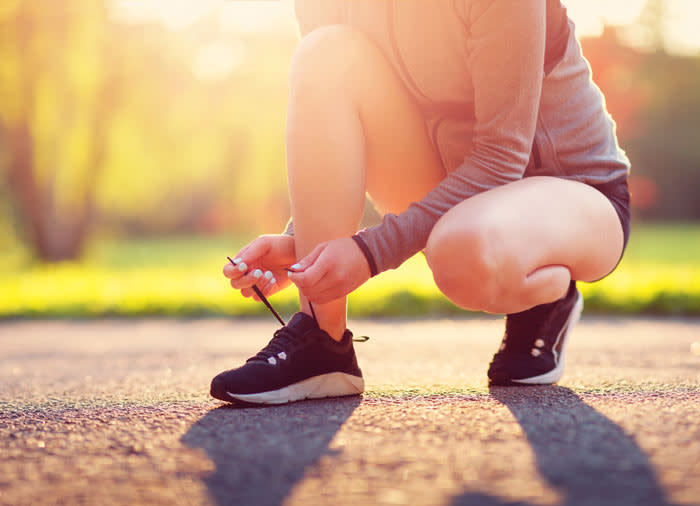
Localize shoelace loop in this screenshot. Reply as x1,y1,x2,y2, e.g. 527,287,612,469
227,256,369,343
227,256,294,326
248,325,303,363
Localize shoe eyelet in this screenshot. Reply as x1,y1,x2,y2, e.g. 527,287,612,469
534,339,545,348
530,348,541,357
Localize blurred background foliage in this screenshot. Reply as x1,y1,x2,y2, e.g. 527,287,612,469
0,0,296,262
1,0,699,317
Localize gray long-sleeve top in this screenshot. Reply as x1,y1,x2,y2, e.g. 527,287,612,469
288,0,630,275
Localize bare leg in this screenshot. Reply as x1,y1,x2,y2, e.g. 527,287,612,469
286,26,444,340
426,176,625,314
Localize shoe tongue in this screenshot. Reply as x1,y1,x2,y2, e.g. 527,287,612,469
286,312,318,333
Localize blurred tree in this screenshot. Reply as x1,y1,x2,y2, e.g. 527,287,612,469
0,1,122,261
90,19,295,238
582,27,647,143
583,28,700,220
0,2,298,259
628,50,700,219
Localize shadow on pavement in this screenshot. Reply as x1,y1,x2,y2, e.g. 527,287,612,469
181,396,360,506
452,386,671,506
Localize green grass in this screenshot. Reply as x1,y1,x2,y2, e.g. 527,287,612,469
1,223,699,319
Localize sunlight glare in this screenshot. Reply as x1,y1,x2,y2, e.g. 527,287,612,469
566,0,700,54
112,0,700,55
565,0,646,37
112,0,294,32
665,0,700,54
219,0,295,34
113,0,217,29
193,41,245,81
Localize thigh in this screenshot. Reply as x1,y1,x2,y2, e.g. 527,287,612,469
435,176,625,283
343,29,446,214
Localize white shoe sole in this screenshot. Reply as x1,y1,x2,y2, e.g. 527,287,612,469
511,291,583,385
226,372,365,405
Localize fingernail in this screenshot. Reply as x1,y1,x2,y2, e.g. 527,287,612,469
264,270,273,280
233,258,242,264
270,277,276,285
290,263,301,270
253,269,262,278
237,262,247,272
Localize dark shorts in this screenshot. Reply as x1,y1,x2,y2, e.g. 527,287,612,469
586,175,632,276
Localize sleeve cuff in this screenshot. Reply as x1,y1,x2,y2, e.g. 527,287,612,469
351,234,378,278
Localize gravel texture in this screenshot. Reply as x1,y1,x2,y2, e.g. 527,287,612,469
1,317,699,506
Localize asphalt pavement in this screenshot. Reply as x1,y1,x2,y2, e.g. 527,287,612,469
1,316,699,506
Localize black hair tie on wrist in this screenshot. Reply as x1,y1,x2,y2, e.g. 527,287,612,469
351,234,378,277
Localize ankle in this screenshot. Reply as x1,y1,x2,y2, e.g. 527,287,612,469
302,309,344,341
323,324,346,342
300,299,346,342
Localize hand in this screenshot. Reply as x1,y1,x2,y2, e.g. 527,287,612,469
223,234,296,301
287,237,371,304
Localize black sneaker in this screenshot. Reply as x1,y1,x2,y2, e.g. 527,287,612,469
210,312,364,405
488,281,583,386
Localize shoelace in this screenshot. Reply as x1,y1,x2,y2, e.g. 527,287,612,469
226,256,368,343
247,325,300,363
227,256,315,327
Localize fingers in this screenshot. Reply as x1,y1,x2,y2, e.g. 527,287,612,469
240,272,283,301
288,247,341,303
230,267,276,291
223,237,273,280
239,238,272,266
222,235,301,303
223,257,248,279
227,236,363,303
286,237,370,302
229,267,255,290
257,270,278,296
286,244,327,288
301,278,342,305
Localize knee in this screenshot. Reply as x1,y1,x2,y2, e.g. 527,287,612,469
289,25,370,100
425,215,510,313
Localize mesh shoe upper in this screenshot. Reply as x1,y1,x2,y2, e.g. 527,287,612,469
211,312,363,398
488,281,580,384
